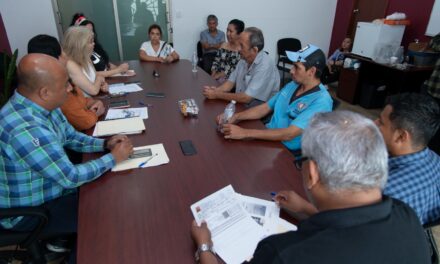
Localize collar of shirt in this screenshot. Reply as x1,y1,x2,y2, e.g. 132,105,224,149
13,91,51,118
245,51,265,75
301,196,392,231
389,148,429,169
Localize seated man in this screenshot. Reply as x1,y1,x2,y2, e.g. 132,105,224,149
203,27,280,108
191,111,430,263
375,93,440,224
200,14,225,73
28,34,105,131
0,54,133,255
216,45,332,152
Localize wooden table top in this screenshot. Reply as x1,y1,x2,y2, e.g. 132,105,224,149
77,60,303,264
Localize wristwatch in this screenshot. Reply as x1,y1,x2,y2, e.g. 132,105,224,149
195,243,215,262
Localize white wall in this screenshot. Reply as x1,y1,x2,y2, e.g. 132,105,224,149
171,0,338,61
0,0,59,61
0,0,338,63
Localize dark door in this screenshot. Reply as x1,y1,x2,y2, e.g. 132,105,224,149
346,0,389,40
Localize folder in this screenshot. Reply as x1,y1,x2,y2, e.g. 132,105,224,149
92,117,145,137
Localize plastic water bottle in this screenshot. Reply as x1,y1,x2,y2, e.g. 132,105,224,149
192,51,198,73
219,100,236,132
223,100,236,124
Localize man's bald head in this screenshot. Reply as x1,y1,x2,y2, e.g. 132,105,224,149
17,54,71,110
17,53,66,95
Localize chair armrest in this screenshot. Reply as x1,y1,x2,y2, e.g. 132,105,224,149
0,206,49,247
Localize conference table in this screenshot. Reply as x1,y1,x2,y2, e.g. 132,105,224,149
77,60,303,263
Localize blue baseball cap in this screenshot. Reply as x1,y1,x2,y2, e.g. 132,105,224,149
286,44,326,72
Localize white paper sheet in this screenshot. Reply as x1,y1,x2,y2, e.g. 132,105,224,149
109,83,143,94
191,185,265,264
111,144,170,172
105,107,148,120
238,194,281,236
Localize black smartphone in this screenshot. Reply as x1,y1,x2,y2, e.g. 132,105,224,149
146,92,165,98
109,100,130,108
179,140,197,156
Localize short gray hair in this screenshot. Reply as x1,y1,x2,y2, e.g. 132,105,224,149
302,111,388,192
207,14,218,23
244,27,264,51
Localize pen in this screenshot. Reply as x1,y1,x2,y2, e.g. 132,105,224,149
270,192,277,197
138,101,145,106
138,153,158,168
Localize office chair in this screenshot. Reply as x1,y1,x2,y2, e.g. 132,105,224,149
196,41,204,68
0,206,49,264
277,38,301,86
424,219,440,264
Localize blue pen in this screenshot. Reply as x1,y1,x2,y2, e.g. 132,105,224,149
138,153,158,168
270,192,277,197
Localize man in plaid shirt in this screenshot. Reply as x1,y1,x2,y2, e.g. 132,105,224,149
0,54,133,236
375,93,440,225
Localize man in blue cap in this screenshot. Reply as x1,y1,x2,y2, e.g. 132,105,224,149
216,44,333,152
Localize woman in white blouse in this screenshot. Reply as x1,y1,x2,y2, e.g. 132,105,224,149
63,26,108,97
139,24,179,63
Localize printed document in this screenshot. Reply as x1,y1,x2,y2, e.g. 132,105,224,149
112,143,169,172
92,117,145,137
105,107,148,120
191,185,265,264
109,83,143,94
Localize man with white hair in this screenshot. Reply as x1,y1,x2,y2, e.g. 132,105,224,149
191,111,430,263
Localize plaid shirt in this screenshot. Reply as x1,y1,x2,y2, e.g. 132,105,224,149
383,148,440,224
426,33,440,99
0,92,115,228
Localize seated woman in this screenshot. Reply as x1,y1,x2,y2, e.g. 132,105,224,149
321,37,352,85
28,34,105,131
71,13,133,77
62,26,108,97
211,19,244,83
139,24,179,63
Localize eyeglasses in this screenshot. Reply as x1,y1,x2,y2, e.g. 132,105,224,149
294,156,309,170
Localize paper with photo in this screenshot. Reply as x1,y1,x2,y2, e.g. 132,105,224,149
109,83,143,94
105,107,148,120
92,117,145,137
238,194,281,236
112,143,169,172
191,185,265,264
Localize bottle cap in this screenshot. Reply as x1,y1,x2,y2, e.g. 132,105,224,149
231,100,236,104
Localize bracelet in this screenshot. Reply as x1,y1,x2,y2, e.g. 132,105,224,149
103,138,110,151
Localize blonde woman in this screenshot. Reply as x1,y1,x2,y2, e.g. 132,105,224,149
63,26,108,97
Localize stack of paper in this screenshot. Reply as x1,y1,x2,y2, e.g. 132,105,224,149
112,143,170,172
109,83,143,94
105,107,148,120
191,185,297,264
92,117,145,137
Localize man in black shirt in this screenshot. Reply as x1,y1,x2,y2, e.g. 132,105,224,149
191,111,430,264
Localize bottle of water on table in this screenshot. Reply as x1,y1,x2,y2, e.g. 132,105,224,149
192,51,198,73
219,100,236,132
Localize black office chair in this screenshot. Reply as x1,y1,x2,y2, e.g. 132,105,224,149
196,41,204,68
424,219,440,264
277,38,301,86
0,206,49,264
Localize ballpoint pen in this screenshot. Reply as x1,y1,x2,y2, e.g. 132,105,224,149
125,81,142,85
138,153,158,168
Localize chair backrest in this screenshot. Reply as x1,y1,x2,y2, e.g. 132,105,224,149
196,41,203,59
277,38,301,58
